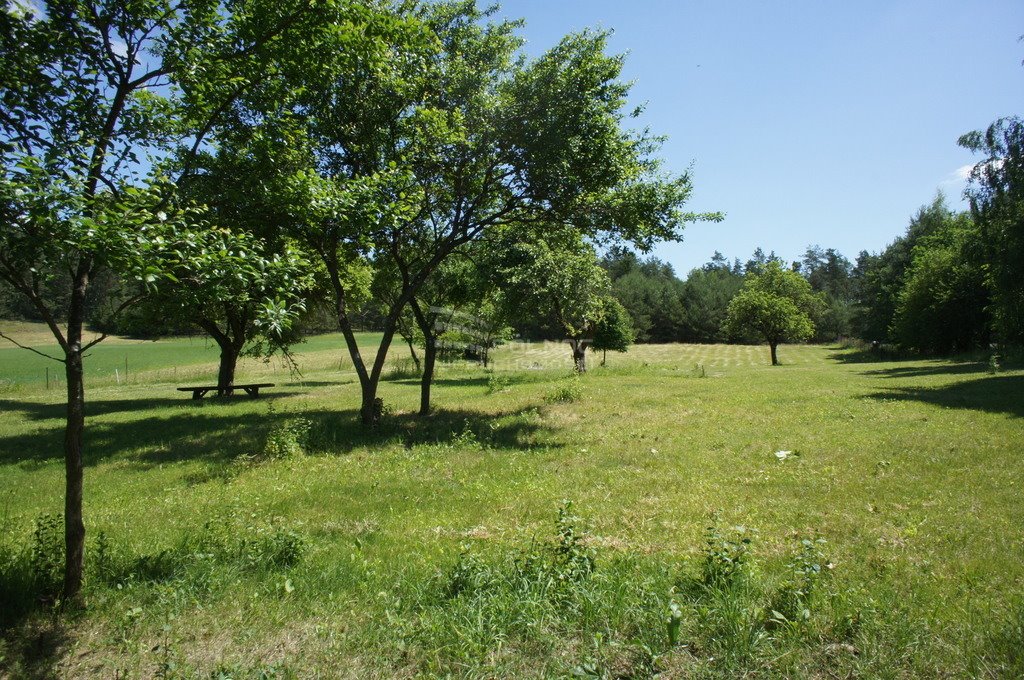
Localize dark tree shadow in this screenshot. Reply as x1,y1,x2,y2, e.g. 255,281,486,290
0,618,70,679
861,363,989,379
0,395,557,469
827,346,917,364
278,379,355,388
866,375,1024,418
0,390,305,421
390,373,553,389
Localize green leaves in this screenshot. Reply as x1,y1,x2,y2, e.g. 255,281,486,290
959,116,1024,344
725,262,821,355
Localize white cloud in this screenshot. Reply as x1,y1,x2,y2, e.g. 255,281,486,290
940,164,975,186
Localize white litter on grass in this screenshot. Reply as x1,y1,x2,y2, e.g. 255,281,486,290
775,450,792,460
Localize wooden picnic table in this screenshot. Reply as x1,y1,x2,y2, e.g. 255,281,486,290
176,383,275,400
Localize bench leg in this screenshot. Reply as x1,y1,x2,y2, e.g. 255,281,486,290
192,390,203,400
244,387,260,398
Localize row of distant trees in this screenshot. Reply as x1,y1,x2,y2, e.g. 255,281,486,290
595,138,1022,359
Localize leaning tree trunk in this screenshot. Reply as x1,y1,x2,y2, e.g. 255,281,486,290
409,299,436,416
419,337,437,416
199,320,243,396
770,342,779,366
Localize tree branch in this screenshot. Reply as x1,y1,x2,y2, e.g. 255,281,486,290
0,330,66,363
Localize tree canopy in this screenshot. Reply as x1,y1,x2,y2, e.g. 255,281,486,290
960,116,1024,345
725,261,821,365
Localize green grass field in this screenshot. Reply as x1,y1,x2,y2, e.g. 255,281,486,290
1,323,1022,678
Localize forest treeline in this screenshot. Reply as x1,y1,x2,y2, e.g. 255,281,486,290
0,191,1009,357
595,191,997,354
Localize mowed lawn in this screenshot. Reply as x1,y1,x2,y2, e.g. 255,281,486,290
1,323,1022,678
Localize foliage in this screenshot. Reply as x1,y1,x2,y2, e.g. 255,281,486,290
602,247,687,342
700,519,754,587
498,231,611,371
892,212,990,354
262,417,314,460
960,116,1024,345
852,195,952,343
725,261,821,364
679,263,745,342
799,246,856,341
768,537,829,625
591,297,634,362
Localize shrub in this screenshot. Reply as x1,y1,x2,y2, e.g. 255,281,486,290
768,536,829,626
30,513,63,597
544,375,584,404
700,519,754,587
263,417,314,459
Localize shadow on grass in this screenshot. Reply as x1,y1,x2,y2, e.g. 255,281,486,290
390,373,556,389
0,618,70,680
0,395,556,468
827,346,918,364
0,390,305,420
391,376,487,388
279,379,355,388
861,363,988,379
866,374,1024,418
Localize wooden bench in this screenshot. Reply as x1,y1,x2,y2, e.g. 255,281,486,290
177,383,275,400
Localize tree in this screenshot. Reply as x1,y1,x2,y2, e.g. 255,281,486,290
500,232,611,373
725,261,821,365
376,246,511,415
852,195,951,342
280,4,709,423
892,212,989,354
960,117,1024,345
144,232,313,393
0,0,322,604
798,245,855,341
679,262,743,343
592,297,634,365
165,121,318,394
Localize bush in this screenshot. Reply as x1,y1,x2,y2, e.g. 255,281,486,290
263,418,314,459
543,375,584,404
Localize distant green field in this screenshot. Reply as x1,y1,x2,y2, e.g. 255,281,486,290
0,325,384,388
1,322,1022,677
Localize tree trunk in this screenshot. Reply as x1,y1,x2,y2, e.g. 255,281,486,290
216,345,239,396
409,298,436,416
571,339,588,373
602,349,607,366
62,347,86,606
62,269,89,606
198,319,243,396
420,336,436,416
770,342,779,366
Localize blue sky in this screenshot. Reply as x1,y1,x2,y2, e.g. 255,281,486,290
497,0,1024,275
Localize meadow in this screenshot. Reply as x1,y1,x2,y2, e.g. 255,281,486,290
0,323,1022,678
